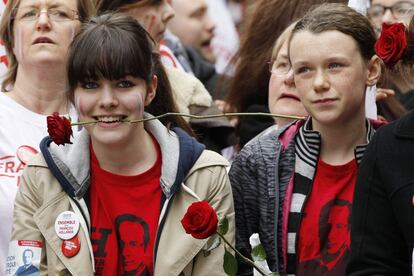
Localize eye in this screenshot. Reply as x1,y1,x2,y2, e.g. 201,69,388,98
295,66,311,75
20,9,38,19
49,8,70,19
80,81,98,89
328,63,342,69
117,80,135,88
276,62,289,69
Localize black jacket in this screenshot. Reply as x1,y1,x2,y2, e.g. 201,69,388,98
348,110,414,275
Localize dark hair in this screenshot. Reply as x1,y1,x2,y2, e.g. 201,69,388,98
96,0,161,14
0,0,96,91
225,0,348,115
318,199,351,261
291,3,377,61
22,249,34,261
115,214,150,251
67,12,193,134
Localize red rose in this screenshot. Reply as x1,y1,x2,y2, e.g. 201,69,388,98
47,112,73,145
181,201,218,239
375,22,407,68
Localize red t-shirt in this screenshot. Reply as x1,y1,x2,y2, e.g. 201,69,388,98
89,140,162,276
297,158,357,276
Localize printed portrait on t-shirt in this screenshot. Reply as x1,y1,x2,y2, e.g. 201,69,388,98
115,214,150,276
13,249,39,276
298,199,351,275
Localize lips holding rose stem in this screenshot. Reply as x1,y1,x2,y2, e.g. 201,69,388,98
47,112,306,146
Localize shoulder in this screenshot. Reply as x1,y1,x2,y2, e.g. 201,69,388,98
164,66,212,110
368,112,414,153
26,152,48,167
183,150,230,197
165,66,203,90
238,124,284,159
190,150,229,172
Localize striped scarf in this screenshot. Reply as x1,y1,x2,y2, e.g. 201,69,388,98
285,118,375,275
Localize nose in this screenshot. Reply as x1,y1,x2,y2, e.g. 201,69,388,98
313,69,330,93
205,16,216,34
36,11,52,31
99,85,118,109
382,8,395,24
162,1,175,23
284,68,295,87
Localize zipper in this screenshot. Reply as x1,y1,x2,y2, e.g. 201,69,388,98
274,145,283,272
68,197,95,273
153,192,173,268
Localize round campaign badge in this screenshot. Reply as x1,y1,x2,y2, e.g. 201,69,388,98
55,211,80,240
62,236,81,258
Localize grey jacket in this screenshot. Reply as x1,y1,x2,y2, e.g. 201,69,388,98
229,124,295,275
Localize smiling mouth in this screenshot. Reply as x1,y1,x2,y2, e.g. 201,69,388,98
93,116,128,123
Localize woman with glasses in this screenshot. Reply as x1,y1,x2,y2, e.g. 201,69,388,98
367,0,414,114
0,0,95,273
368,0,414,34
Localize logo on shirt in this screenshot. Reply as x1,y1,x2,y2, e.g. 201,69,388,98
298,199,351,275
0,146,38,186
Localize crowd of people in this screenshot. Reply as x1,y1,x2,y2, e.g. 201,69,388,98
1,0,414,275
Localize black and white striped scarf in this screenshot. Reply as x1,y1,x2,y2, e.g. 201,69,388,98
285,118,375,275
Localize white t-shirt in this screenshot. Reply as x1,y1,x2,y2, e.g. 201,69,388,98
0,92,77,274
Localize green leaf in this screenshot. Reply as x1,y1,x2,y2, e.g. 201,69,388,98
268,273,280,276
223,248,238,276
251,244,267,262
218,216,229,235
204,235,221,252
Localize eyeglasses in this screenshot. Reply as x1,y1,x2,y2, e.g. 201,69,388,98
367,1,414,20
268,59,292,75
12,7,80,22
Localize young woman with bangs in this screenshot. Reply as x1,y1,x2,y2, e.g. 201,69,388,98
0,0,95,273
8,13,234,275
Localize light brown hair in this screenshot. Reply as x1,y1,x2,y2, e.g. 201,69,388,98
0,0,96,91
291,3,377,61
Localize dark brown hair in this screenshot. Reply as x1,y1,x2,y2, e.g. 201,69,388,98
291,3,377,61
67,12,193,134
0,0,96,91
225,0,347,114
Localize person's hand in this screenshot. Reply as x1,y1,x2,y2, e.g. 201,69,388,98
376,88,395,101
214,100,238,126
214,100,227,112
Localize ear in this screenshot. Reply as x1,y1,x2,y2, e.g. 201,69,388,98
366,55,382,87
144,75,158,106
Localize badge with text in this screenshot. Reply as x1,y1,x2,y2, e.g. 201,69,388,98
62,236,81,258
5,240,42,275
55,211,80,240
